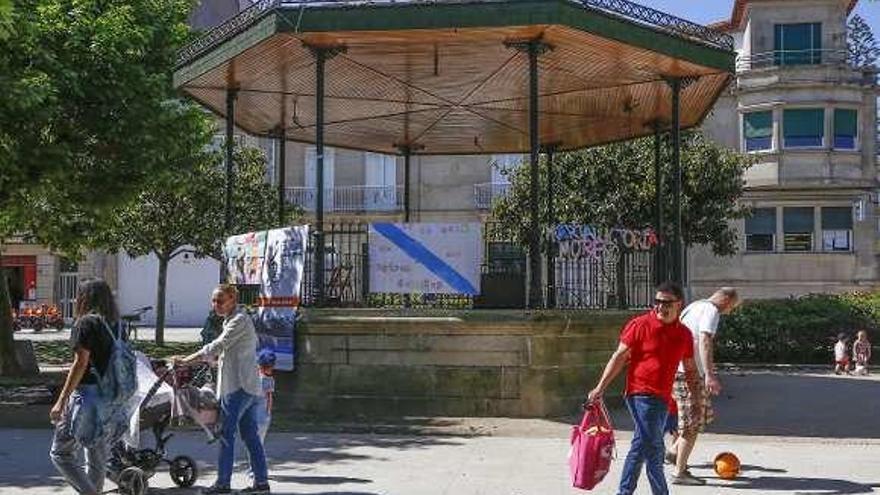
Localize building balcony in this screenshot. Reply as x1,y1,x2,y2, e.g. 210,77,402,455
474,182,511,210
735,49,849,73
285,185,403,213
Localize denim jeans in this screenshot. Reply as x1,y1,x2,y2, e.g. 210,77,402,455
247,394,272,482
217,388,268,488
618,394,669,495
49,385,107,495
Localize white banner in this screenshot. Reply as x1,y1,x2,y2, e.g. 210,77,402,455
369,223,482,295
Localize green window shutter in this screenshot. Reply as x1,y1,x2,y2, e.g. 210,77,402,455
783,207,815,233
746,208,776,235
744,112,772,138
834,109,857,137
784,109,824,146
822,207,853,230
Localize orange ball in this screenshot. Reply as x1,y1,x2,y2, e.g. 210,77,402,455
714,452,741,479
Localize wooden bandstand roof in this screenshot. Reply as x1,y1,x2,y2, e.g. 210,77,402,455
174,0,736,155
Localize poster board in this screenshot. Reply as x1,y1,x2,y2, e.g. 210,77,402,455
224,226,308,371
369,223,482,295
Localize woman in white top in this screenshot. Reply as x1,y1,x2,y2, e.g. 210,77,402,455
174,284,269,494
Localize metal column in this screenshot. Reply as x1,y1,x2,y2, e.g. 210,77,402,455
307,44,344,306
225,89,237,233
653,126,665,285
669,78,683,286
518,39,551,309
277,129,286,226
404,147,412,222
545,145,556,309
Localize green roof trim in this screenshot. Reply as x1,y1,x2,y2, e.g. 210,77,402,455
275,1,733,71
174,13,277,87
173,0,733,87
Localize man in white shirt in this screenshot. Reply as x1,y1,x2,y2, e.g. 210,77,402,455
669,287,740,486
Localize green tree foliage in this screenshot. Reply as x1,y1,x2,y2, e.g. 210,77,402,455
492,131,752,257
0,0,197,374
101,145,301,345
848,14,880,68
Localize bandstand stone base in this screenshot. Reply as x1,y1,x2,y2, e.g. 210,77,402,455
276,309,634,419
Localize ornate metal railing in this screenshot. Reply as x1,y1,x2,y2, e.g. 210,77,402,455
177,0,280,68
579,0,734,52
176,0,734,68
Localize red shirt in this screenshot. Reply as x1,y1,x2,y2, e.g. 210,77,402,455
620,311,694,404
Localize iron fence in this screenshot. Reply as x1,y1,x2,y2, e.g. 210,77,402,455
295,221,655,310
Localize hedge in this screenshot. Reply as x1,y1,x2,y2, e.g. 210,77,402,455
716,292,880,364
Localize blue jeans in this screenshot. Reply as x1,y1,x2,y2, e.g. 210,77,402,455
618,395,669,495
49,385,107,495
217,389,268,487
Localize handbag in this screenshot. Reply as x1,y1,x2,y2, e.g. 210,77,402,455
569,399,616,490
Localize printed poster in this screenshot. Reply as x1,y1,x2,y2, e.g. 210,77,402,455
369,222,482,295
224,226,308,371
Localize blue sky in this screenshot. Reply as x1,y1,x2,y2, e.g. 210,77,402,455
645,0,879,34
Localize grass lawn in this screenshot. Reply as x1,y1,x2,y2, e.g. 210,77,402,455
33,341,202,366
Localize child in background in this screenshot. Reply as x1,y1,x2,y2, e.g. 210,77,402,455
834,333,851,375
853,330,872,375
247,349,276,483
256,349,276,441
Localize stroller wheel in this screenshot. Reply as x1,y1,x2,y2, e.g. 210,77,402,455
169,455,198,487
117,466,149,495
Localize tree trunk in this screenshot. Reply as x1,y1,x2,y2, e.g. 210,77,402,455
0,268,23,376
155,255,169,346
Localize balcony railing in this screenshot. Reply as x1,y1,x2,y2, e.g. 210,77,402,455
474,182,512,210
285,185,403,213
735,49,848,72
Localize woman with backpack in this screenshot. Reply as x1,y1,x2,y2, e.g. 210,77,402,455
49,278,127,495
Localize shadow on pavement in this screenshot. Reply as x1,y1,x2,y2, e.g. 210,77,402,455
691,462,787,474
711,475,879,494
601,371,880,438
268,475,372,485
0,430,462,491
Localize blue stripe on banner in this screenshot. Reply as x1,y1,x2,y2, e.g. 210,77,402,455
373,223,478,295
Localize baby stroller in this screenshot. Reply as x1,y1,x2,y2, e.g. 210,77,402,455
107,354,220,495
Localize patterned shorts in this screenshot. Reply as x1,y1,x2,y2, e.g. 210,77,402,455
673,373,714,435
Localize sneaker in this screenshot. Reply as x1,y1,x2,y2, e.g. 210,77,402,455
664,450,677,465
240,484,271,494
202,486,232,495
671,470,706,486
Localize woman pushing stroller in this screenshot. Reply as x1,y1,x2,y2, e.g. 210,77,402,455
173,284,270,494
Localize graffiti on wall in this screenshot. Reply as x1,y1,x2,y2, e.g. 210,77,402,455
554,224,659,261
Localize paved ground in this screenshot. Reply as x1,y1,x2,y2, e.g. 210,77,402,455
1,427,878,495
1,371,879,494
13,326,202,343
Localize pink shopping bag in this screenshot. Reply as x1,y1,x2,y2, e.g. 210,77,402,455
569,399,615,490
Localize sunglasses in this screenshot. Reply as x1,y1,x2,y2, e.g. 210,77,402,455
654,298,680,307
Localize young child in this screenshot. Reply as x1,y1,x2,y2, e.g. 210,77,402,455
256,349,276,442
247,349,276,483
834,333,851,375
853,330,872,376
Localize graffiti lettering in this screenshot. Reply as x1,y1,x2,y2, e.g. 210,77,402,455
554,224,658,261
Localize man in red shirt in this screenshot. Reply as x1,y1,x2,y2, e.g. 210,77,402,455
587,282,702,495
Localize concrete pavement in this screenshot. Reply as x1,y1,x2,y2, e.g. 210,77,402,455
13,326,203,343
1,425,879,495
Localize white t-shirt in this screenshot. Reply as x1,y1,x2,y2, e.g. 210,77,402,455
834,341,847,361
678,300,721,376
